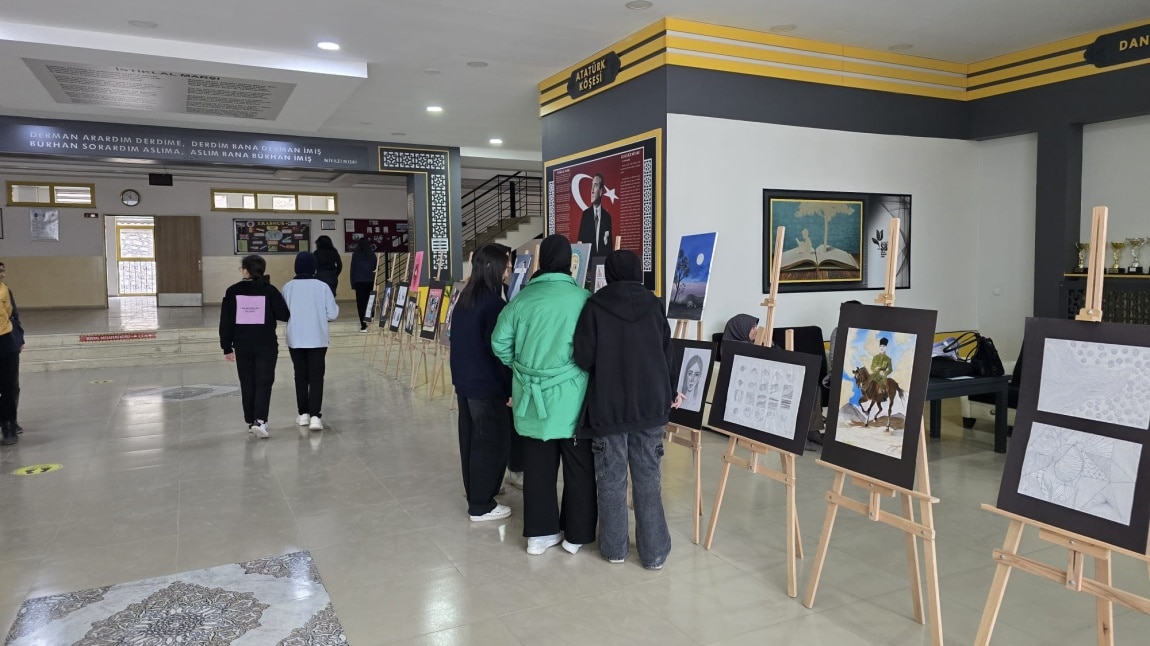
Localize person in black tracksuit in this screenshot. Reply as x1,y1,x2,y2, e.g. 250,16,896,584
314,235,343,297
220,255,290,437
350,237,378,331
573,250,676,568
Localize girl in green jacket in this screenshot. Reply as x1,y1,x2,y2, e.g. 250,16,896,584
492,235,597,556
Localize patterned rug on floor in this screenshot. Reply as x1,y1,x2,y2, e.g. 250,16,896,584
4,551,347,645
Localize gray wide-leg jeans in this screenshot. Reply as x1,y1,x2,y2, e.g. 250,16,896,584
591,427,672,567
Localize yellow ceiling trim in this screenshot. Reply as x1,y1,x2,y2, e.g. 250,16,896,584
840,46,968,75
842,60,968,89
665,34,846,74
538,18,668,93
539,54,666,117
969,17,1150,74
967,57,1150,100
840,76,967,101
969,51,1087,87
665,18,843,57
666,51,846,88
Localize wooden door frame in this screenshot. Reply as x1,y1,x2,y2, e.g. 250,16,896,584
154,215,204,307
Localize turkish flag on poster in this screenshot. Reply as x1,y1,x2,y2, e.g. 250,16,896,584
552,147,646,258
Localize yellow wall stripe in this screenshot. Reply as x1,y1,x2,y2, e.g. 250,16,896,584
540,17,1150,114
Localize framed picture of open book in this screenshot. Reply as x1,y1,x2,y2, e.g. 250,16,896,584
763,189,911,294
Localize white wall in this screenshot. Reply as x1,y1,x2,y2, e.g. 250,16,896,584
666,114,981,340
1081,114,1150,243
975,134,1038,360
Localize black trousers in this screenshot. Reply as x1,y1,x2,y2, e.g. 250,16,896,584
458,396,512,516
289,348,327,417
508,423,524,472
354,284,372,328
521,436,597,543
0,335,17,423
235,345,278,424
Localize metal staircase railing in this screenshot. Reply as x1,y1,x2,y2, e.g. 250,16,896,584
461,171,543,252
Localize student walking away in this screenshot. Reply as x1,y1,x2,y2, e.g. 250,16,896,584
350,238,378,332
220,255,290,439
284,252,339,432
492,235,597,555
314,235,343,297
451,244,514,522
0,261,20,446
573,250,677,569
2,262,25,436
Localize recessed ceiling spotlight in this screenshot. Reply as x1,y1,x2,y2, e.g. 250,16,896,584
391,132,407,136
424,68,441,75
625,0,654,9
360,121,373,125
489,138,503,145
467,61,489,68
889,43,915,51
769,24,797,33
426,105,443,113
128,20,158,29
317,41,341,51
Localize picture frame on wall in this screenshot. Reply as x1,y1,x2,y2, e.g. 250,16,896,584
707,340,822,455
996,317,1150,553
820,302,937,491
321,219,336,231
233,219,310,254
763,189,911,294
668,339,718,430
544,128,664,294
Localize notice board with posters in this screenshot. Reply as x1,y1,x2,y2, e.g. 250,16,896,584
545,128,662,294
234,219,311,254
344,218,409,252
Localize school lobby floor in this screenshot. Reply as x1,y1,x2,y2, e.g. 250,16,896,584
2,333,1149,643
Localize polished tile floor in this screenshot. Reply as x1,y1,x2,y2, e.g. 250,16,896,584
2,351,1149,644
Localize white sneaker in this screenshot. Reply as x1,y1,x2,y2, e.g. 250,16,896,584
505,471,524,489
469,503,511,522
358,328,368,334
562,540,583,554
526,533,562,555
296,414,311,426
250,421,269,439
309,416,324,431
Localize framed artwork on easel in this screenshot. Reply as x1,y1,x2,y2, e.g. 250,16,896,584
669,339,716,430
707,340,822,455
388,283,409,332
996,316,1150,553
820,301,937,491
668,232,716,321
420,282,445,341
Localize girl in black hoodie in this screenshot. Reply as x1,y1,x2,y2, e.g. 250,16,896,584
314,235,343,296
220,254,290,438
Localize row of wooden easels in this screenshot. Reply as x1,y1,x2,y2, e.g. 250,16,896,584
681,220,944,644
974,206,1150,646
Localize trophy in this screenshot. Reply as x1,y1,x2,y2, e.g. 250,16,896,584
1110,240,1127,274
1075,242,1089,272
1126,237,1146,274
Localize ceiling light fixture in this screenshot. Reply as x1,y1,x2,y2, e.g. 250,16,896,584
128,20,158,29
625,0,654,9
317,41,341,51
424,68,441,75
489,138,503,145
769,24,797,33
467,61,489,68
360,121,373,125
426,105,443,113
888,43,914,51
391,132,407,136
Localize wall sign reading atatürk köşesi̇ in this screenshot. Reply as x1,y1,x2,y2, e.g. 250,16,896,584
567,52,621,99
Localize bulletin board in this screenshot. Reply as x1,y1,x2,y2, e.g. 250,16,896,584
344,218,409,253
234,220,311,254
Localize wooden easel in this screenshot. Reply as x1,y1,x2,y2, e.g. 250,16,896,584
702,226,805,597
974,206,1150,646
364,251,387,357
665,318,705,545
801,217,944,645
379,254,412,374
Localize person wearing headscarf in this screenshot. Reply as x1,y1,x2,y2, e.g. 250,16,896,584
492,235,596,556
313,235,343,296
350,237,378,332
283,252,339,431
722,314,760,343
573,250,677,569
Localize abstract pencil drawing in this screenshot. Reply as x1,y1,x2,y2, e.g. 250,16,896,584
1019,423,1141,525
1037,339,1150,430
723,355,805,439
